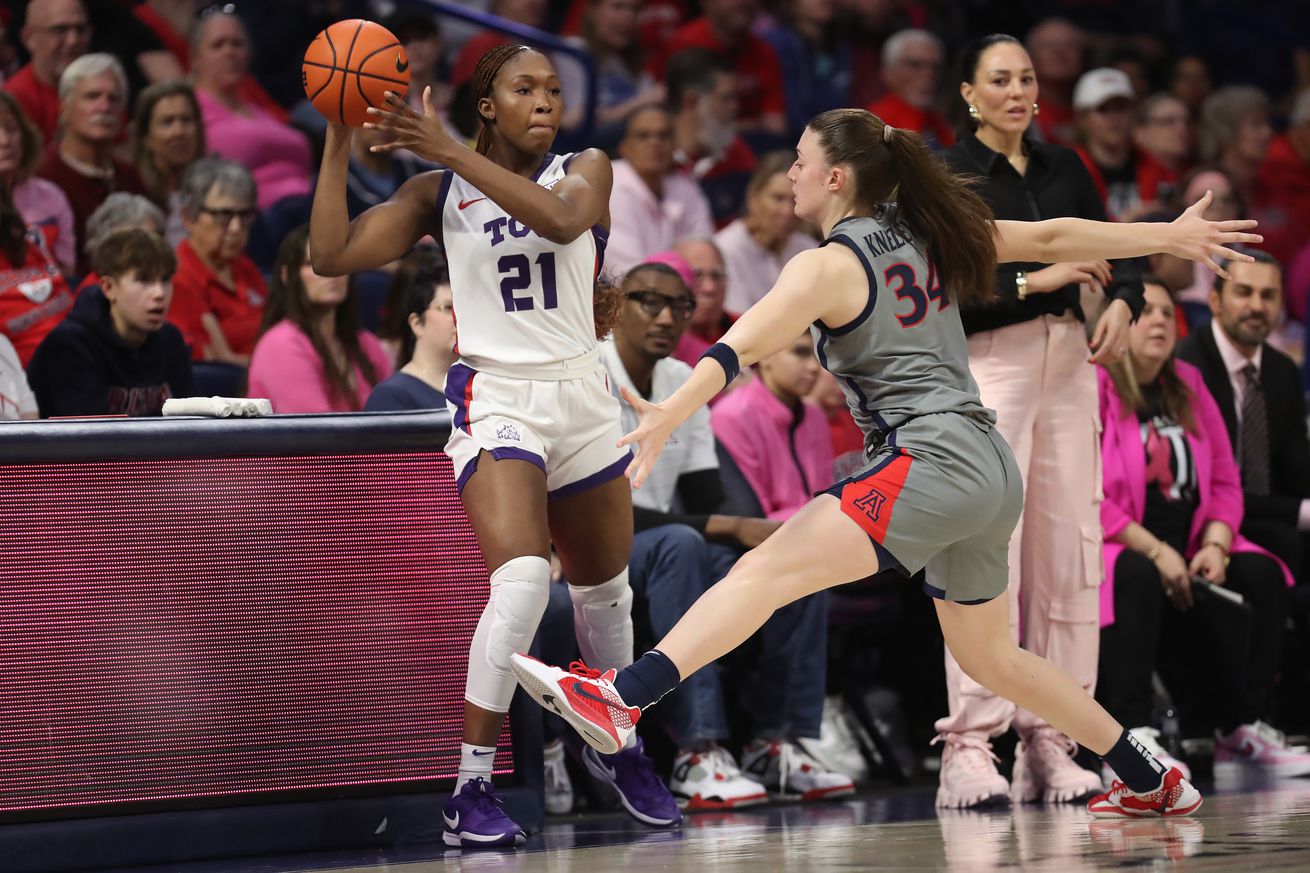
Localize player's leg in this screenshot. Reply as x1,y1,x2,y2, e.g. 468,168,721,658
547,475,634,672
545,477,681,827
446,451,551,848
511,495,880,751
650,495,878,677
935,594,1201,817
460,453,552,744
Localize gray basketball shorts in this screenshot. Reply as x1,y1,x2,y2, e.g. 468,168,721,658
820,413,1023,604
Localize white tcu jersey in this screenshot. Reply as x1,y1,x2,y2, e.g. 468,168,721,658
438,153,605,375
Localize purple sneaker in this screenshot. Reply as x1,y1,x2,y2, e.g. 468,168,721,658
442,778,527,849
583,737,682,827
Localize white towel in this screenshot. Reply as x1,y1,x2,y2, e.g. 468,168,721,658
162,397,273,418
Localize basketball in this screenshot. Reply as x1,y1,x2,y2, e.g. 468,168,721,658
302,19,409,127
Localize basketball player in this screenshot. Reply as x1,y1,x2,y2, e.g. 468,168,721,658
511,108,1264,819
309,45,678,849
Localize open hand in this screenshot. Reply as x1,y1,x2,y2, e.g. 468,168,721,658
1169,191,1262,279
363,87,453,164
616,385,675,490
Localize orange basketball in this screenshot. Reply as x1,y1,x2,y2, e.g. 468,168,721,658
303,19,409,127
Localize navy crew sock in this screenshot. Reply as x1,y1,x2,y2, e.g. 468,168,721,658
613,649,682,711
1102,728,1170,793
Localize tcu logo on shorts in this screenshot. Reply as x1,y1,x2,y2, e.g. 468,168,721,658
850,487,887,524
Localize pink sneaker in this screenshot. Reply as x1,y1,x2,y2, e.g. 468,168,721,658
1088,767,1202,818
933,733,1010,809
1215,721,1310,777
1011,726,1103,804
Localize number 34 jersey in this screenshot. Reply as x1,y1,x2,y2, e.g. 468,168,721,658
437,152,607,375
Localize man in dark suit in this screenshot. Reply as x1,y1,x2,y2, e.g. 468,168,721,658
1177,250,1310,582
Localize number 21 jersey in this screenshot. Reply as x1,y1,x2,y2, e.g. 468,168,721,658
437,152,607,374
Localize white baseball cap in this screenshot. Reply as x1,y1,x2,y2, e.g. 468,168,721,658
1073,68,1135,111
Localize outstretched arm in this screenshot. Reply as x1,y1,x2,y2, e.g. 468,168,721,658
367,88,612,243
618,246,860,488
993,192,1262,279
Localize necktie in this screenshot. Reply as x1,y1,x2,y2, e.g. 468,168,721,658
1240,363,1270,496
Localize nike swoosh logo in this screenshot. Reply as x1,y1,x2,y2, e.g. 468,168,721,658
472,749,496,757
444,811,459,829
458,197,486,210
572,681,622,710
396,56,409,74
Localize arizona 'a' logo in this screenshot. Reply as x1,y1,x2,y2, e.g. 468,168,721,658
851,487,887,524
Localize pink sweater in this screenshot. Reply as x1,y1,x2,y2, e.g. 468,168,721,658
1097,362,1293,627
196,88,312,210
247,321,393,413
711,376,833,520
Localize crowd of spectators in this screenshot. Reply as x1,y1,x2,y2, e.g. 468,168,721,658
1,0,1309,811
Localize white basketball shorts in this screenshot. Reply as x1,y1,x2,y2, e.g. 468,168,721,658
443,360,631,498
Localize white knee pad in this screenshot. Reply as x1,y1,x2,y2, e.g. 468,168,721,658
465,555,551,713
569,569,634,672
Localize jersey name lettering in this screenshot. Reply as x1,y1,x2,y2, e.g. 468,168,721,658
484,217,537,247
862,222,913,258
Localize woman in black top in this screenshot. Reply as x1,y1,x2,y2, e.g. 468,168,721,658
932,34,1147,810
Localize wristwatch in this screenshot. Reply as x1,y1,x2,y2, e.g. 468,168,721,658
1016,271,1029,299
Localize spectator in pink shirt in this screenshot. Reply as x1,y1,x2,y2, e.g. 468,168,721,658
606,106,714,275
711,332,831,521
191,9,311,212
0,90,74,272
247,225,392,413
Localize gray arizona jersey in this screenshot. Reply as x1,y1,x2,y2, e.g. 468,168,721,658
810,210,996,444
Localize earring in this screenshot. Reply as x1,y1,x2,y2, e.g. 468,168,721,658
968,105,979,120
1032,102,1040,116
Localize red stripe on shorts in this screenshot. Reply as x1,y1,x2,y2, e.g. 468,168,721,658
839,453,912,543
463,371,476,434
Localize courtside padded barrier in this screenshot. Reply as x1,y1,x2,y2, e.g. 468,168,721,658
0,410,544,873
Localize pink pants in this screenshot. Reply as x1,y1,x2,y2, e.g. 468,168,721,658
934,315,1104,739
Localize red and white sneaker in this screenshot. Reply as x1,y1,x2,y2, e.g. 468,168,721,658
1087,767,1203,818
510,654,638,755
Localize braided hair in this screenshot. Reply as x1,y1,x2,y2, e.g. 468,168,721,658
471,44,544,155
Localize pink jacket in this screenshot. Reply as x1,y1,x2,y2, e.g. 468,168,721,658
711,376,833,521
1098,362,1293,627
248,321,393,414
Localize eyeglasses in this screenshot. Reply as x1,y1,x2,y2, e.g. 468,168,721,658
626,290,696,320
199,205,257,227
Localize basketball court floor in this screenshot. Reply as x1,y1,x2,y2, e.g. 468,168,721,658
106,771,1310,872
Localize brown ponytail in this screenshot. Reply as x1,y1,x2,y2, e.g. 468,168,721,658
807,108,997,306
593,276,624,340
470,44,542,155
